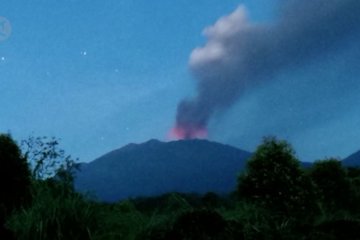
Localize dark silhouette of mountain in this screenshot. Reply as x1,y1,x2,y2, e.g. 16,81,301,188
75,139,252,202
343,150,360,167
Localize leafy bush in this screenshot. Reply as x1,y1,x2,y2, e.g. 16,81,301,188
238,137,317,220
7,180,100,240
308,159,351,211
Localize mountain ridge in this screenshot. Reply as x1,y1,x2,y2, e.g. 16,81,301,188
75,138,359,202
75,139,252,202
343,150,360,166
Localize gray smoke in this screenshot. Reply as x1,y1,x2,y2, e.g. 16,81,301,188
176,0,360,135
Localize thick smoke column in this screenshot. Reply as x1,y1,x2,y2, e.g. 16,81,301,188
174,0,360,139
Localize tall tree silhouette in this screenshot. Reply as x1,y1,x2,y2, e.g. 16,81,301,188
0,134,31,239
238,137,316,219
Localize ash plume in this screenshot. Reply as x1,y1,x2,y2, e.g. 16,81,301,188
175,0,360,136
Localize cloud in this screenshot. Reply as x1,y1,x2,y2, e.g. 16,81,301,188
175,0,360,136
190,6,250,68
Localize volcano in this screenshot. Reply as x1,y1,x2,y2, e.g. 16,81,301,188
169,126,208,140
75,139,251,202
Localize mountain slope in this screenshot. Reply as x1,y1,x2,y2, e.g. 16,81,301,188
343,150,360,167
75,139,252,202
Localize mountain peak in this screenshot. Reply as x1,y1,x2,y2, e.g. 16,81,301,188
145,138,162,144
143,139,163,146
75,139,252,202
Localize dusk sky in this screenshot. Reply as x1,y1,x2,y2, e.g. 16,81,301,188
1,0,359,162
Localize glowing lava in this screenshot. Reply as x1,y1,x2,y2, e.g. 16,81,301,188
168,125,208,140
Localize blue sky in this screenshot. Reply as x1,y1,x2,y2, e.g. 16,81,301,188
1,0,359,162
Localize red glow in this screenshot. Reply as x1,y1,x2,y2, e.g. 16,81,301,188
168,125,208,140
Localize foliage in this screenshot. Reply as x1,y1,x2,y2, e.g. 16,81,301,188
4,135,360,239
21,136,79,181
308,159,351,212
7,180,100,240
238,137,317,219
0,134,32,220
165,209,229,240
346,166,360,213
5,136,89,240
0,134,32,239
307,219,360,240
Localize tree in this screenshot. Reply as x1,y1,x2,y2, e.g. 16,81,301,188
308,159,351,212
7,136,94,240
0,134,32,215
238,137,316,219
21,136,79,188
346,166,360,213
0,134,31,220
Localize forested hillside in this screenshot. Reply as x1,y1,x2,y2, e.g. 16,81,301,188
2,134,360,240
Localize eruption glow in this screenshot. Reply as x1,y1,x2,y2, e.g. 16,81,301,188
169,125,208,140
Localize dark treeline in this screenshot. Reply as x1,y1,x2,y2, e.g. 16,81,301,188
2,134,360,239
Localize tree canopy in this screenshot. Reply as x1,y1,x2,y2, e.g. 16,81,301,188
238,137,316,218
0,134,31,220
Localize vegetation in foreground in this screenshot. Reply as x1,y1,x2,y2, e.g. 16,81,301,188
1,134,360,239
